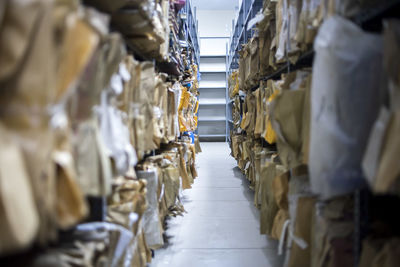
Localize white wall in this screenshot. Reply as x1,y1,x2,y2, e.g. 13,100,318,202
197,9,235,56
192,0,239,12
197,10,235,37
200,38,228,56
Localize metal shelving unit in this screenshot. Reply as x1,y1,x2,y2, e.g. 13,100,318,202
226,0,400,143
225,43,229,142
350,4,400,266
225,0,263,142
225,0,400,265
199,53,227,142
181,0,200,65
227,0,263,71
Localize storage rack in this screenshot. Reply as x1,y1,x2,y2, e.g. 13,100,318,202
227,0,264,71
0,0,202,264
89,0,202,223
225,42,230,142
181,0,200,137
226,0,400,141
227,0,400,78
126,0,200,73
180,0,200,66
350,2,400,265
225,0,263,141
226,1,400,266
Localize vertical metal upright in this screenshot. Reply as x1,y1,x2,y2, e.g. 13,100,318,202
227,0,263,72
225,42,229,143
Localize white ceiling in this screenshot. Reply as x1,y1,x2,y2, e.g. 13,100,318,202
192,0,239,10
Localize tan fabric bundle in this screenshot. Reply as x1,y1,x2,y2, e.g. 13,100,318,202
167,88,178,142
311,196,354,267
243,44,252,90
231,134,243,160
238,47,248,90
141,62,158,151
53,128,88,230
178,142,193,190
372,110,400,194
242,138,253,163
112,9,155,36
108,179,146,222
152,74,168,147
325,0,391,18
240,92,256,134
112,1,169,61
260,162,286,235
362,238,400,267
162,165,180,211
0,0,125,250
363,20,400,195
359,238,387,267
301,73,312,164
271,171,289,240
295,0,323,50
253,145,266,207
258,1,276,76
281,166,315,267
144,150,183,218
136,167,164,250
194,134,202,153
270,71,311,169
271,89,305,168
0,123,40,255
185,145,195,185
130,61,158,158
74,118,112,197
287,196,316,267
229,71,240,98
383,20,400,110
254,87,265,137
249,36,260,86
117,178,150,266
83,0,148,13
189,144,198,180
275,0,286,63
232,95,242,128
0,0,59,246
70,32,125,123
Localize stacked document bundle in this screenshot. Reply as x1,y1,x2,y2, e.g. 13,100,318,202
229,0,400,266
0,0,200,266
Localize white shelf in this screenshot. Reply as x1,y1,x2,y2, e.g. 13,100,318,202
199,99,226,105
199,86,226,89
200,54,227,58
200,56,227,73
199,81,226,88
200,69,226,73
199,116,226,122
199,134,226,138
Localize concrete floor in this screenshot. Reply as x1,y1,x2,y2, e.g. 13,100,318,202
150,142,283,267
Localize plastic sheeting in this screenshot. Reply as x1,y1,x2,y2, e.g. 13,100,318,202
309,16,384,199
75,222,134,267
136,169,164,249
99,88,138,175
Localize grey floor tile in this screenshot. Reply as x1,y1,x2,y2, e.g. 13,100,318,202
150,143,283,267
168,248,284,267
196,167,240,180
182,187,253,201
150,248,174,267
193,177,243,188
183,200,259,219
174,217,278,249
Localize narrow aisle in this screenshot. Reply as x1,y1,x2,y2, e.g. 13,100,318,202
151,142,283,267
